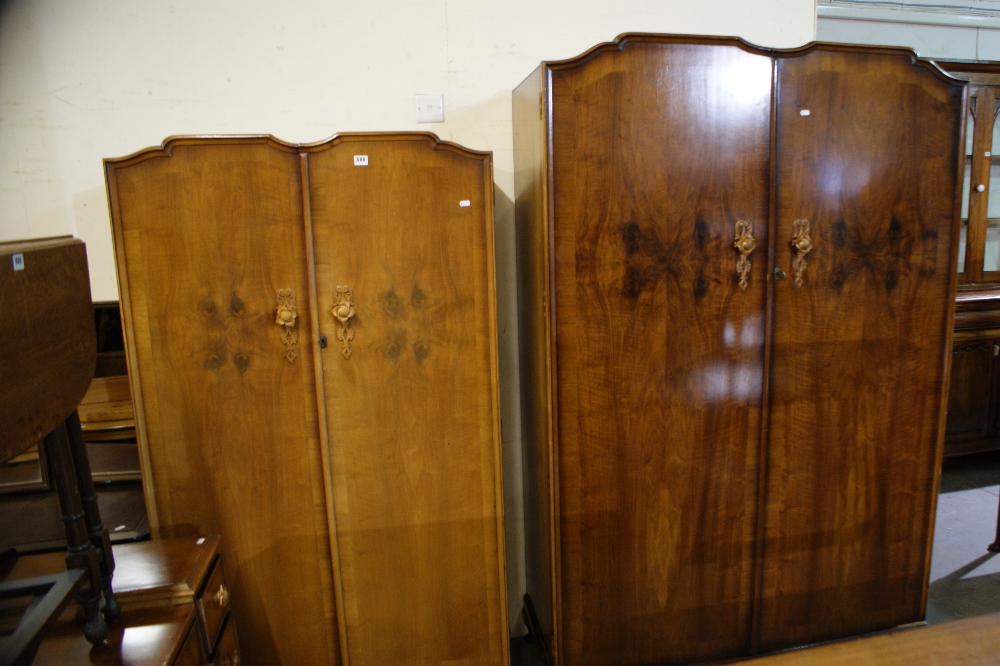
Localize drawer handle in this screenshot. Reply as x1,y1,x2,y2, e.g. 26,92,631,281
733,220,756,292
332,286,356,359
214,584,230,608
275,289,299,363
790,219,812,288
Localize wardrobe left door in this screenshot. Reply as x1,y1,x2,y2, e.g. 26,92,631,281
107,139,340,666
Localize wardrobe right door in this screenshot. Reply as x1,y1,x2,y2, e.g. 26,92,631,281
761,47,964,651
306,134,508,666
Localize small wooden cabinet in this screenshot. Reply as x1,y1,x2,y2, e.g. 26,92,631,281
943,288,1000,456
5,537,237,665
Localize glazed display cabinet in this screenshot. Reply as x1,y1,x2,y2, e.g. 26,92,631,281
937,60,1000,457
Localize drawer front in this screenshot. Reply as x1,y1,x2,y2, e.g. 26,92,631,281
210,615,240,666
197,556,230,654
174,619,206,666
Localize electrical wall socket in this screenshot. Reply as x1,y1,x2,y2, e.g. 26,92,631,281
415,94,444,123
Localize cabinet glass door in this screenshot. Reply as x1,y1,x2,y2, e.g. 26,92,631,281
959,103,974,273
986,100,1000,273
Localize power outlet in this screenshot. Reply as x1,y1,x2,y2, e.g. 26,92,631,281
415,94,444,123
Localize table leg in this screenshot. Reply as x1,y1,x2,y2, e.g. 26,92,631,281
43,421,106,644
988,491,1000,553
65,410,120,623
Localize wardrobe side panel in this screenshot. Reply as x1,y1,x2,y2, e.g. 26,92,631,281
308,138,508,665
513,64,558,660
107,142,340,665
761,49,963,650
550,41,772,665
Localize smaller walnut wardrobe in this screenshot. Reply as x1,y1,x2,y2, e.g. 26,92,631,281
105,133,509,666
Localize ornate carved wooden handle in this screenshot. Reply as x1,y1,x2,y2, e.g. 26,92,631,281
790,219,812,288
214,584,230,608
733,220,756,292
332,286,356,359
275,289,299,363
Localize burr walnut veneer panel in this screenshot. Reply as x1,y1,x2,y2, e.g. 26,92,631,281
514,35,963,666
307,138,508,665
760,49,963,650
106,133,507,666
549,41,771,665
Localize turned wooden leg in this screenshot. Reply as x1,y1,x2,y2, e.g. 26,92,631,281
989,491,1000,553
43,420,106,644
65,410,119,623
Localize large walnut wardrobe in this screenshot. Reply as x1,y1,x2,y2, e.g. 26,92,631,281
513,35,965,665
105,133,508,666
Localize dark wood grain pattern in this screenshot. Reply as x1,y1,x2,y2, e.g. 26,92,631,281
0,237,96,462
515,34,964,665
306,135,508,666
759,48,963,650
106,139,339,666
549,38,772,665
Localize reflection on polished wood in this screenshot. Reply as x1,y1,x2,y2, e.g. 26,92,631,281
30,605,201,666
514,34,963,665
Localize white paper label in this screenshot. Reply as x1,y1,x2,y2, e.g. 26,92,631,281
12,254,24,271
987,152,992,157
459,200,471,207
799,109,810,116
354,155,368,166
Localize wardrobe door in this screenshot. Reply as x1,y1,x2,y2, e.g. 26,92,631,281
107,139,340,666
306,135,508,665
548,40,772,665
761,48,964,650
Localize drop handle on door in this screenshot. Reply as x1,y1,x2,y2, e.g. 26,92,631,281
790,219,812,288
275,289,299,363
332,286,356,359
733,220,756,291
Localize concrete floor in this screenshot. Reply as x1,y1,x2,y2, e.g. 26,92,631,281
927,451,1000,624
511,451,1000,663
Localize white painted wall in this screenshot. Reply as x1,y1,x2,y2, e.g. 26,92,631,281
0,0,816,635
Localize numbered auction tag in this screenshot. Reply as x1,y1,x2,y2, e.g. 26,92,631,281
354,155,368,166
12,254,24,271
